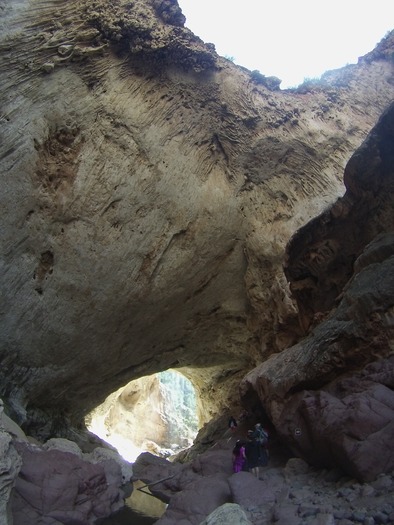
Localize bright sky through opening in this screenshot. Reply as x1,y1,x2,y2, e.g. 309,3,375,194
178,0,394,88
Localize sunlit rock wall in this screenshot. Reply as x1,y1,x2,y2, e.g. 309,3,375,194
86,372,198,460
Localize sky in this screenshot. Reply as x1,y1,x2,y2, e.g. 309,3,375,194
177,0,394,88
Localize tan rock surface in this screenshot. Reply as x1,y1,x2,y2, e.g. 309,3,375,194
239,104,394,481
0,0,394,434
87,375,169,449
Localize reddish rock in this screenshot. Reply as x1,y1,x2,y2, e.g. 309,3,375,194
276,356,394,482
191,448,233,477
155,474,231,525
12,442,124,524
240,102,394,482
132,451,188,502
229,470,284,508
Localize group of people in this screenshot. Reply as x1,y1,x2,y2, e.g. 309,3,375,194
232,422,269,477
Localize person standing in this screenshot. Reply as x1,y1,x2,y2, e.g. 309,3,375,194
253,423,269,472
244,430,261,477
232,440,246,473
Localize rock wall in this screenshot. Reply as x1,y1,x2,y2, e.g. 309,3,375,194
284,102,394,331
240,103,394,481
86,375,169,455
0,0,394,450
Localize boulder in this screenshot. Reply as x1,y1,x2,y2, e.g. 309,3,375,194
132,451,188,502
191,448,233,477
12,441,125,524
199,502,252,525
229,470,284,507
276,356,394,482
155,473,231,525
43,437,83,456
86,446,133,484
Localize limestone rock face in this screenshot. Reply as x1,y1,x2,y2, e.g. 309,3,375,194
87,376,169,451
0,403,22,525
1,0,394,442
240,104,394,482
284,103,394,332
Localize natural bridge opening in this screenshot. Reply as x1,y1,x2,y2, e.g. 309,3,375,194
85,370,199,463
178,0,394,89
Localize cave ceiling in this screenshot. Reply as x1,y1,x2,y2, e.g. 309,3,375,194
0,0,394,426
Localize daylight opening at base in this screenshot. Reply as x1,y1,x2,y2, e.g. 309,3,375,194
85,370,199,463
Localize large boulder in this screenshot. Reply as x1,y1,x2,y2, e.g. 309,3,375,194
276,356,394,481
132,443,235,523
155,474,231,525
229,470,285,508
11,441,125,524
132,451,190,502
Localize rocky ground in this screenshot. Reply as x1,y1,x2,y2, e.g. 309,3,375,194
236,459,394,525
132,427,394,525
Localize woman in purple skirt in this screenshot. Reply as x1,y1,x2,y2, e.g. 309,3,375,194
232,440,246,473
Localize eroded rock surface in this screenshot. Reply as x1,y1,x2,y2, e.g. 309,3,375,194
1,1,394,521
240,104,394,481
284,103,394,332
1,0,394,433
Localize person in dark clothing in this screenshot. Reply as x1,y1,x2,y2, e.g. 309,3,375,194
244,430,261,477
258,444,269,468
245,428,269,477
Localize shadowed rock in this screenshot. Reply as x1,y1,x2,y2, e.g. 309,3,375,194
12,441,125,524
241,104,394,482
